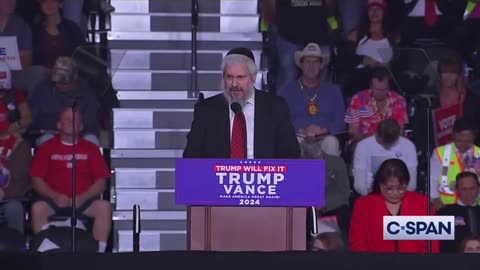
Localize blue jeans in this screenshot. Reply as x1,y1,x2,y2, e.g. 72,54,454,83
275,35,331,92
338,0,366,39
0,200,25,234
276,35,303,92
63,0,85,27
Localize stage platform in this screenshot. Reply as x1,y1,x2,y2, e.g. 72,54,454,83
2,251,477,270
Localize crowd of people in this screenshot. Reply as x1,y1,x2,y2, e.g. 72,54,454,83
184,0,480,254
253,0,480,254
3,0,480,255
0,0,113,252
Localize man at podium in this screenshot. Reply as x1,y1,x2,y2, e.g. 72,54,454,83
182,49,308,252
183,47,300,159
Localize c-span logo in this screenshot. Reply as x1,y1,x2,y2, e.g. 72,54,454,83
383,216,455,240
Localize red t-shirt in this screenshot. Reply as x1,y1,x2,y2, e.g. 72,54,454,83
29,135,111,197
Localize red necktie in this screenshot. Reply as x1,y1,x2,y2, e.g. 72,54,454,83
231,114,246,159
425,0,438,26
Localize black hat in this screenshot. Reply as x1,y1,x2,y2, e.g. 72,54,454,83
226,47,255,63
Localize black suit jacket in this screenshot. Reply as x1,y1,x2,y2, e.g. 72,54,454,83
389,0,453,30
183,91,300,159
395,0,452,16
437,204,480,253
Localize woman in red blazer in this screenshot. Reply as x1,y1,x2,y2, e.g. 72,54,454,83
350,158,440,253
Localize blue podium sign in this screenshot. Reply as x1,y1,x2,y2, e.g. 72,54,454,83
176,159,325,207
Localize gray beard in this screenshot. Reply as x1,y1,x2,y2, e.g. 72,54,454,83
223,89,254,107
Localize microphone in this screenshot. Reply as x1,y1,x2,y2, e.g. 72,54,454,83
230,102,247,158
192,0,198,27
230,102,243,115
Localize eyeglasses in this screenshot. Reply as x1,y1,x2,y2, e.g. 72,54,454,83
224,74,250,83
382,184,407,194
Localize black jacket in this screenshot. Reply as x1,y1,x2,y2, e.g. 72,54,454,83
183,91,301,159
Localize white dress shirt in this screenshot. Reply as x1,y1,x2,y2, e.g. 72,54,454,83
408,0,442,17
355,37,393,66
229,93,255,159
353,136,418,196
458,200,478,207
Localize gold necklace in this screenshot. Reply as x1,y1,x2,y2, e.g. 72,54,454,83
299,80,320,116
371,97,385,121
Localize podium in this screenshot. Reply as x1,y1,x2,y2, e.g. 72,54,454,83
176,159,325,251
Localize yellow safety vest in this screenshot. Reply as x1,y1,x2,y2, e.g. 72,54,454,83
436,143,480,205
464,0,479,20
260,18,269,33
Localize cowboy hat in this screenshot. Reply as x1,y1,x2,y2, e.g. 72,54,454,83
294,43,329,68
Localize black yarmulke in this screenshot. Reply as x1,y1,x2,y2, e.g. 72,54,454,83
226,47,255,62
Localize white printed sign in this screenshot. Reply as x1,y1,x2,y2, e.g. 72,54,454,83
0,36,21,70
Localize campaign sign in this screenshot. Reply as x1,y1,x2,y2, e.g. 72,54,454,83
0,36,21,70
176,159,325,207
432,104,462,146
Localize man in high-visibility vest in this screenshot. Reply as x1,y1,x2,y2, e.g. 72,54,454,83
430,118,480,210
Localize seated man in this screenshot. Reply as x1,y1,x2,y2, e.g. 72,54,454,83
437,172,480,253
0,60,33,234
353,119,417,196
278,43,346,156
30,107,111,252
28,56,100,146
396,0,453,48
345,66,408,143
430,118,480,210
301,137,351,241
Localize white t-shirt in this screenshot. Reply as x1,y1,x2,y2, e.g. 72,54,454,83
408,0,442,17
355,36,393,67
353,135,418,195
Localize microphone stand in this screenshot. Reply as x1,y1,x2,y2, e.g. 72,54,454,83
70,101,78,252
425,97,432,254
189,0,198,99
